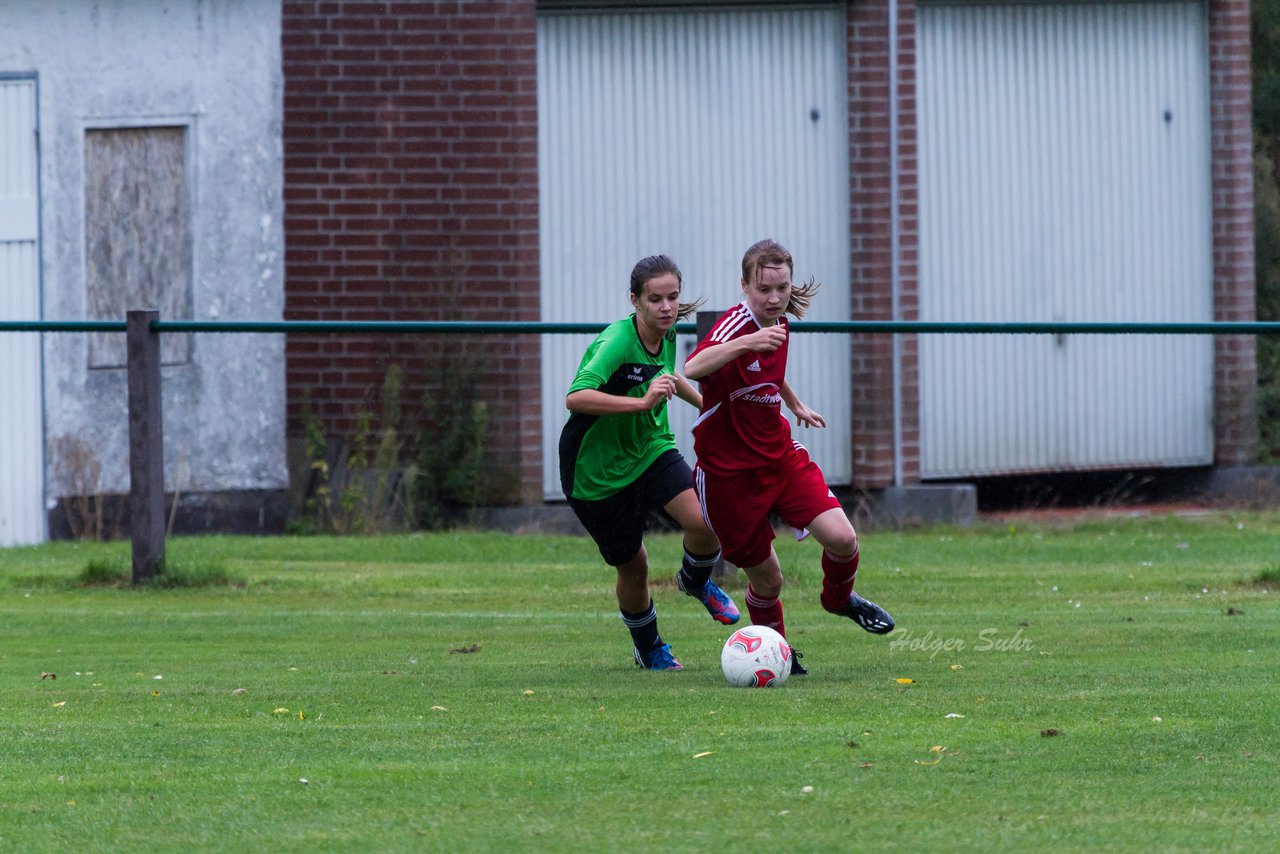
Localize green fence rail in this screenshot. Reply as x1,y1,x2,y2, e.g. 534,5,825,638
6,319,1280,335
6,312,1279,584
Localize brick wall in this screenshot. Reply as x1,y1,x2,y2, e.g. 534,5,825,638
281,1,542,503
848,0,919,488
1209,0,1258,465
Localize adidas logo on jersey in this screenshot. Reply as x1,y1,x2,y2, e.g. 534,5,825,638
746,359,762,372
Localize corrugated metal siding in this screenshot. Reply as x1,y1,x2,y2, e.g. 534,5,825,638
538,6,851,499
0,77,46,545
917,2,1214,478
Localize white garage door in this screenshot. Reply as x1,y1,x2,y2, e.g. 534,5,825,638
917,2,1214,478
0,76,45,545
538,5,851,499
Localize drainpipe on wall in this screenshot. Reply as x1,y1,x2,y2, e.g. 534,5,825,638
888,0,903,488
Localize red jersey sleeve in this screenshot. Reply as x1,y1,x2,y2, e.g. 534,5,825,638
688,304,793,473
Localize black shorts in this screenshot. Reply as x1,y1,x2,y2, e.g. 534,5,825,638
569,449,695,567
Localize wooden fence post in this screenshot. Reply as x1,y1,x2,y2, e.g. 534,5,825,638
127,309,165,583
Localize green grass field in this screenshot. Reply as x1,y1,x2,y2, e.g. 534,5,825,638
1,512,1277,852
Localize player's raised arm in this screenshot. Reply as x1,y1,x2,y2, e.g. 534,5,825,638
566,373,676,415
684,324,787,380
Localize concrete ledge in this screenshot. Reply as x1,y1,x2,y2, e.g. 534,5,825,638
476,503,587,536
1157,465,1280,507
867,484,978,528
47,489,290,540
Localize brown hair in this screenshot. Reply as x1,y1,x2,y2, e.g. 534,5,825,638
740,238,819,319
630,254,705,320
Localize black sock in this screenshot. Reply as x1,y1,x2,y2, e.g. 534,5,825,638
620,600,661,651
678,548,721,591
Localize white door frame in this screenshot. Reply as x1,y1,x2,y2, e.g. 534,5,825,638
0,74,46,545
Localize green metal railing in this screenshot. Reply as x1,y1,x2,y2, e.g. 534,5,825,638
6,313,1277,584
6,319,1280,335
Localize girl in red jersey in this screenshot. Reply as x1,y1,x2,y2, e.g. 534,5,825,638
685,239,894,674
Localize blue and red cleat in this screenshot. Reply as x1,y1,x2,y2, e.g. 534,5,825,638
676,573,741,625
634,643,683,670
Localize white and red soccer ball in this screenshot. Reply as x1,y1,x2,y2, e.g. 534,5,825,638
720,625,792,688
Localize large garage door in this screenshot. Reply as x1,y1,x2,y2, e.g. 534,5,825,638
917,2,1213,478
0,76,45,545
538,5,851,498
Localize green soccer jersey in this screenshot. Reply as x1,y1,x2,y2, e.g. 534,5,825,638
558,315,678,501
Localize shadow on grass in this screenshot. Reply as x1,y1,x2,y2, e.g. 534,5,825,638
76,558,246,590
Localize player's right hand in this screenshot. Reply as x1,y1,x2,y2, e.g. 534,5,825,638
746,324,787,353
642,374,676,410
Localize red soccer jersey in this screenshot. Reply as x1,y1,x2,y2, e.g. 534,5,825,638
688,302,793,474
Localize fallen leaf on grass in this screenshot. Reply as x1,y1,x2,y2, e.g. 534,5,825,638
430,705,447,711
40,672,56,681
450,644,481,654
914,758,942,766
930,745,947,753
895,678,915,685
692,751,715,759
950,664,964,671
945,713,965,719
51,701,66,708
273,707,290,714
523,690,535,696
231,688,247,696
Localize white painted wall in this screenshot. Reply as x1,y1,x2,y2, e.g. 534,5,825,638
0,1,286,535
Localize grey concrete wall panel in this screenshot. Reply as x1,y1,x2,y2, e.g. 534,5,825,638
0,1,286,521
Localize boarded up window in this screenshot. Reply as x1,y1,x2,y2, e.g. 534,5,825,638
85,127,192,367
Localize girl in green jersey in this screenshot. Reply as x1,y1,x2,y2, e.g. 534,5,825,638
559,255,740,670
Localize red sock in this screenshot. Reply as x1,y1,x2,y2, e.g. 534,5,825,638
745,583,786,638
820,545,859,613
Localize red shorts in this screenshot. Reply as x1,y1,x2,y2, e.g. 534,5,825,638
694,444,842,569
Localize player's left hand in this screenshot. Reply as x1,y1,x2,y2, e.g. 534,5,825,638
791,403,826,428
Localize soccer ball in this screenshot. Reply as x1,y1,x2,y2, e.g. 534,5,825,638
720,625,792,688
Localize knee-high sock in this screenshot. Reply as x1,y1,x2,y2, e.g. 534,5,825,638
620,600,661,651
820,545,860,613
745,584,786,638
678,548,722,590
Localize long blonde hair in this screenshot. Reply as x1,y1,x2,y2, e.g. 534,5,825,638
740,238,819,318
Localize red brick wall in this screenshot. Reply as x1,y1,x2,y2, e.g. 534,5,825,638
281,1,542,502
1209,0,1258,465
849,0,919,489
